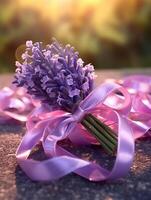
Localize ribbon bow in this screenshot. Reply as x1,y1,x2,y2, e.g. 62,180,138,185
16,82,135,181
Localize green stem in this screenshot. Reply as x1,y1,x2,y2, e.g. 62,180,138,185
87,114,117,143
81,119,115,155
81,114,117,155
89,114,117,140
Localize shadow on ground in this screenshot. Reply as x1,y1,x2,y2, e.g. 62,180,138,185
14,138,151,200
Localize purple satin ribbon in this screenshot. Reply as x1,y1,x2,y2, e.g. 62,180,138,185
1,75,151,181
16,82,135,181
0,86,35,122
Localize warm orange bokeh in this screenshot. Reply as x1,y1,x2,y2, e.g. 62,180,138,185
0,0,151,72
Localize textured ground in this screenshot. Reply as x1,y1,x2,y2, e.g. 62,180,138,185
0,70,151,200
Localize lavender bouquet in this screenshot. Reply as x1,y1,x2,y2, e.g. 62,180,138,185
13,39,117,154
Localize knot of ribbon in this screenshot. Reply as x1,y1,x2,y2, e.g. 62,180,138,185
72,106,85,122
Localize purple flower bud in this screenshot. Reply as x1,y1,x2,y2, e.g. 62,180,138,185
13,38,95,112
26,40,33,47
69,88,80,98
66,75,74,86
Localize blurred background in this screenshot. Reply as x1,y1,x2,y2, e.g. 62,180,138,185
0,0,151,73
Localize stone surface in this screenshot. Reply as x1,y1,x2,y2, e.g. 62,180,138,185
0,70,151,200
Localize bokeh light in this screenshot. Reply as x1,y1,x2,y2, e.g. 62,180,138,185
0,0,151,72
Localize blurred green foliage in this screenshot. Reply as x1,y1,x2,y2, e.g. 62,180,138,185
0,0,151,73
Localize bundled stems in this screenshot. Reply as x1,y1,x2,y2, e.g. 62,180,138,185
81,114,117,155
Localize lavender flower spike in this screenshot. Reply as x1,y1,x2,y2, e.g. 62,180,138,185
13,38,117,155
13,38,95,112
